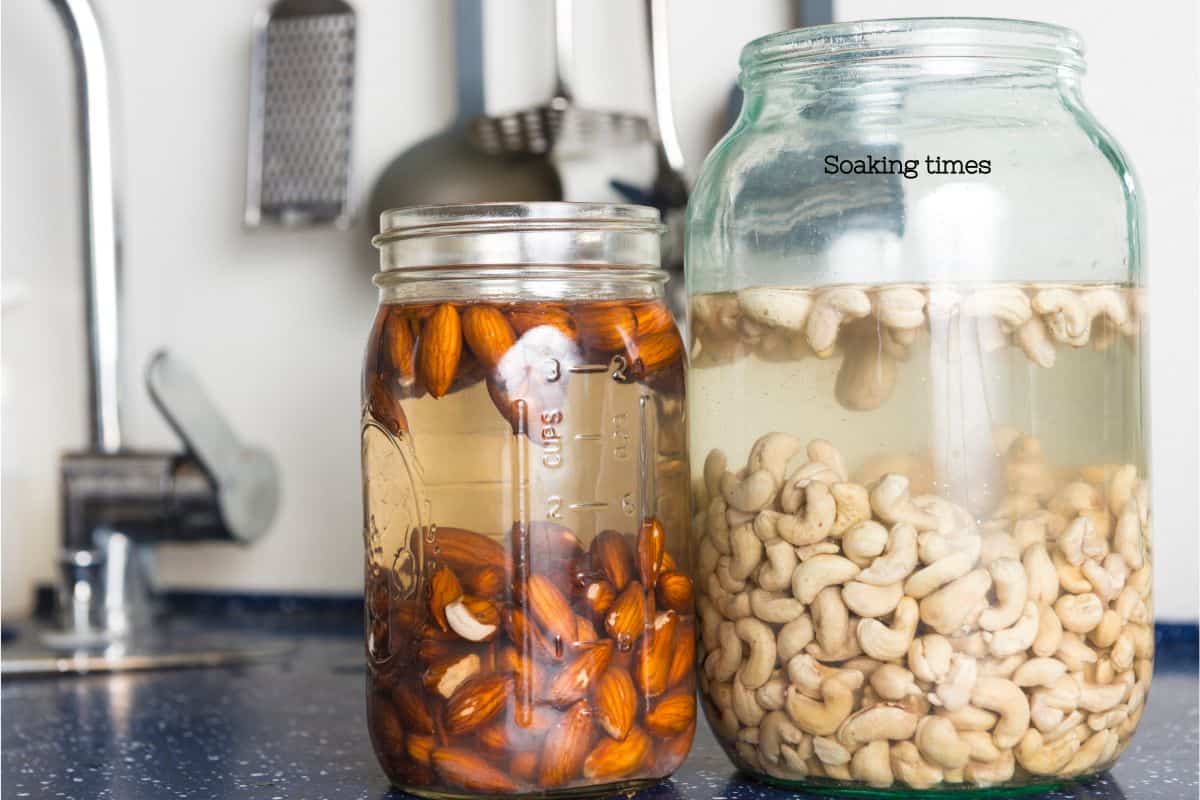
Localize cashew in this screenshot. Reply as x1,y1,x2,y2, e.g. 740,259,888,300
978,653,1027,679
979,530,1021,566
707,621,744,681
1077,674,1129,713
905,548,977,599
758,710,806,765
716,556,747,594
811,586,851,657
444,599,498,642
1033,603,1064,658
830,483,871,536
842,521,889,567
732,671,766,726
738,288,813,331
962,287,1032,332
806,287,871,358
979,558,1028,631
722,469,777,513
870,475,939,530
754,539,797,593
708,681,741,739
963,748,1015,787
792,555,861,604
1052,550,1093,594
1016,315,1056,367
729,522,764,581
920,569,993,636
849,740,894,788
983,601,1040,657
1050,482,1101,519
843,580,904,618
909,634,954,684
796,541,841,561
707,497,731,554
1034,288,1091,346
1055,593,1105,634
960,730,1002,762
858,598,919,660
1061,728,1114,777
750,588,805,623
870,664,922,701
698,534,722,580
1023,543,1060,605
1056,633,1100,672
735,617,778,689
937,705,998,732
755,671,788,712
1017,728,1082,775
970,677,1030,748
774,481,838,543
813,736,852,766
890,741,944,789
1081,288,1134,336
1087,609,1123,649
785,670,863,736
746,432,804,484
1113,501,1144,570
1030,675,1080,732
930,653,978,712
856,522,919,585
1013,657,1068,688
703,449,728,504
777,615,815,662
915,716,970,769
838,705,920,750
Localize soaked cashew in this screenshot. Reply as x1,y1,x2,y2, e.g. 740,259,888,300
736,617,779,689
750,588,805,624
850,740,894,788
842,520,889,566
793,555,861,604
785,671,864,736
856,522,920,585
858,598,920,660
1016,315,1056,367
920,570,993,636
915,716,970,769
756,539,797,592
979,559,1029,631
970,677,1030,748
930,653,978,712
777,615,815,662
870,475,939,531
722,470,778,513
984,601,1040,657
806,287,872,358
890,741,944,789
738,288,813,331
838,705,921,751
843,580,904,618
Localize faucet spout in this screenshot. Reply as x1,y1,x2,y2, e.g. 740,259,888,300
50,0,123,453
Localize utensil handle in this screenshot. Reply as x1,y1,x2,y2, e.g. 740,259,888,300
646,0,684,172
552,0,575,103
454,0,485,121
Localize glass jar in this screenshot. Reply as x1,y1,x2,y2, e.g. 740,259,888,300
362,203,695,797
686,19,1151,793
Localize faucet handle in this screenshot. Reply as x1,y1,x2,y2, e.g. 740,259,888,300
145,351,280,543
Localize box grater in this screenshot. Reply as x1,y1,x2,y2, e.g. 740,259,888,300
245,0,356,228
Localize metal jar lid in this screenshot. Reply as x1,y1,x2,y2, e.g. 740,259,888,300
372,202,664,271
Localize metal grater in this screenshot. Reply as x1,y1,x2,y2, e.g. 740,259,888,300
245,0,355,228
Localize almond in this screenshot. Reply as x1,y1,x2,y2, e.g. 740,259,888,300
656,570,694,613
384,305,417,383
477,721,511,754
637,517,666,586
417,637,462,664
644,689,696,738
507,303,577,339
661,550,678,572
667,620,696,690
546,640,613,707
511,521,585,593
462,304,517,371
503,607,560,662
537,700,595,788
368,693,406,753
460,564,504,598
431,527,506,572
511,751,538,783
365,371,409,436
422,652,480,699
635,610,678,697
590,530,634,591
583,725,652,780
428,565,462,631
576,614,599,644
630,329,684,379
604,581,646,644
431,748,517,793
390,682,435,734
583,579,617,617
631,300,676,337
575,304,637,351
444,673,512,735
658,720,696,772
525,574,578,646
593,666,637,741
418,303,463,398
499,645,544,697
404,732,436,766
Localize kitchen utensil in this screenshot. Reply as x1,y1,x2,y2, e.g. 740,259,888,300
367,0,561,222
468,0,649,157
245,0,356,228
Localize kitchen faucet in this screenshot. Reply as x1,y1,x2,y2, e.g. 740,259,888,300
48,0,279,643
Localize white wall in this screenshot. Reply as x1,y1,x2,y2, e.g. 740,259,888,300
0,0,788,615
4,0,1195,621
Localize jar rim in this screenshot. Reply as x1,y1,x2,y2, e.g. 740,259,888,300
740,17,1085,81
372,202,665,272
373,202,662,245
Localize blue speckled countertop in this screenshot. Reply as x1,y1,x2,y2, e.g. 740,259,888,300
3,615,1196,800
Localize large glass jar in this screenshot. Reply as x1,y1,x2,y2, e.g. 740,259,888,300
686,19,1151,793
362,203,695,797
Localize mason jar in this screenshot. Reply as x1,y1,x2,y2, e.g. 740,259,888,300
686,19,1151,792
362,203,695,796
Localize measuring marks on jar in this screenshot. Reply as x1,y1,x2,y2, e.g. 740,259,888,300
508,356,655,538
